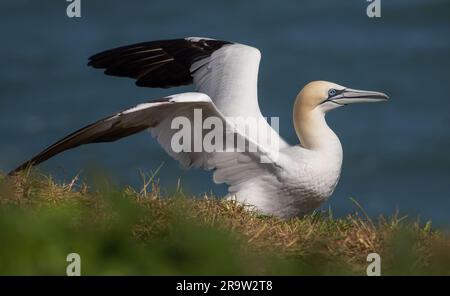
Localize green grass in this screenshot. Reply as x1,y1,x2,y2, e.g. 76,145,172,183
0,171,449,275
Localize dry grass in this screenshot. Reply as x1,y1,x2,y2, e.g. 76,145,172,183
0,171,449,275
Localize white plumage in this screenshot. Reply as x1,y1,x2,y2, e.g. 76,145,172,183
11,37,388,218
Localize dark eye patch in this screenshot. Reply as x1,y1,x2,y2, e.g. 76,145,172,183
327,88,345,98
319,88,346,105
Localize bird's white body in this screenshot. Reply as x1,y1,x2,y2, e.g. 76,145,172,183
227,143,343,218
13,37,387,219
148,41,344,218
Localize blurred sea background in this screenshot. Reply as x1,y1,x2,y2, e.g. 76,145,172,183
1,0,449,225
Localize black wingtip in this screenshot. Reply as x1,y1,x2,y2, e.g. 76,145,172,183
86,38,231,88
7,161,33,177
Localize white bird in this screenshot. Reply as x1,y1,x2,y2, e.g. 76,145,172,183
10,37,388,218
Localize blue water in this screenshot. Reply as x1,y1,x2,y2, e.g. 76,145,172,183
1,0,449,225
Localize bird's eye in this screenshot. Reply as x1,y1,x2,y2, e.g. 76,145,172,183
328,88,337,97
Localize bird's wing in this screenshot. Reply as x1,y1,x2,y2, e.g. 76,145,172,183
10,93,283,189
88,38,231,88
9,93,207,174
88,37,263,118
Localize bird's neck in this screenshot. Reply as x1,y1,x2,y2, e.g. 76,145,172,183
293,106,342,154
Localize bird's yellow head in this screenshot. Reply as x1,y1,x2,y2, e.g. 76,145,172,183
295,80,389,114
293,81,388,149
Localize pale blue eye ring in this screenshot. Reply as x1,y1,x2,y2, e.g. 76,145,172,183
328,89,337,97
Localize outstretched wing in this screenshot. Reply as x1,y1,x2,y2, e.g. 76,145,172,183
88,38,232,88
9,93,210,174
9,93,282,182
88,37,264,119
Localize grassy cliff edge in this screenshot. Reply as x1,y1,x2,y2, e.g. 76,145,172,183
0,171,449,275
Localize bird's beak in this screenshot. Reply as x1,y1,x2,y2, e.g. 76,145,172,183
329,88,389,105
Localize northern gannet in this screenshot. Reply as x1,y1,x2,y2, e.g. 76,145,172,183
10,38,388,218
